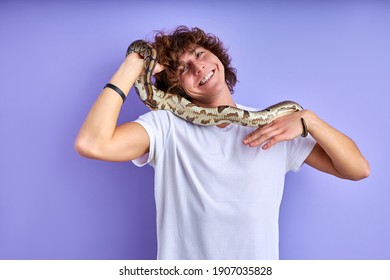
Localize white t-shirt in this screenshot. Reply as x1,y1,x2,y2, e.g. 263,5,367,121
132,104,316,260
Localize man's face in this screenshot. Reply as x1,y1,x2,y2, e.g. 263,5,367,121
177,46,226,105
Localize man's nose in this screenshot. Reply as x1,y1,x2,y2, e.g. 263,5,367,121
193,61,205,74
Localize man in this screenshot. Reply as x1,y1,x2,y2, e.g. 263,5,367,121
75,26,369,259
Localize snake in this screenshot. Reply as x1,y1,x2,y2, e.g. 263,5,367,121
126,40,303,127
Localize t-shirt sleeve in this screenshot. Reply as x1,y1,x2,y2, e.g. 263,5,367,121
285,134,316,172
131,110,171,167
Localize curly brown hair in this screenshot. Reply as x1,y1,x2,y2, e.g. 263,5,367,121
152,26,237,97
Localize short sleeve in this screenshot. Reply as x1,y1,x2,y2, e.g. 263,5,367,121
131,120,155,167
131,110,172,167
285,135,316,172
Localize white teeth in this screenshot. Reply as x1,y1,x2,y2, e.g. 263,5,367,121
200,71,214,85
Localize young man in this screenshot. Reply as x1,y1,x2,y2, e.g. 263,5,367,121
75,26,369,259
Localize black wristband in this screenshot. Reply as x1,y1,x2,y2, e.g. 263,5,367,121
104,83,126,103
301,117,308,137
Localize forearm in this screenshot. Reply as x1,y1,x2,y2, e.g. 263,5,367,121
304,110,370,180
75,54,143,157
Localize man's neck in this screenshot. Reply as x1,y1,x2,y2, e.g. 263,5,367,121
190,92,236,128
191,86,236,109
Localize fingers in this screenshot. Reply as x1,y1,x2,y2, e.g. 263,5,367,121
243,122,283,149
152,63,165,75
243,113,304,149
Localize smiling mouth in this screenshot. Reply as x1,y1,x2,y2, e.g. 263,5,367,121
199,70,214,86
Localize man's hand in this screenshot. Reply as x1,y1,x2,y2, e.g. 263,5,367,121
152,62,164,75
242,109,370,180
243,110,307,149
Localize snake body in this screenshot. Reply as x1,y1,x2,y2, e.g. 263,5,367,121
127,40,303,127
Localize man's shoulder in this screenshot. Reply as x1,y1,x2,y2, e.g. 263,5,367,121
138,108,173,121
136,108,189,129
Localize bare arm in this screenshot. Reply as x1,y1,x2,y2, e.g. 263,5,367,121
75,53,150,162
302,110,370,180
243,110,370,181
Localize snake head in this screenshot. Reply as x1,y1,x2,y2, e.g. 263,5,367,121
126,40,143,56
126,39,155,58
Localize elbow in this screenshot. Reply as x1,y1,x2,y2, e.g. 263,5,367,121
74,137,101,159
348,160,371,181
356,163,371,181
74,139,87,157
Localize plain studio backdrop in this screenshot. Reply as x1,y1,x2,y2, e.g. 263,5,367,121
0,0,389,260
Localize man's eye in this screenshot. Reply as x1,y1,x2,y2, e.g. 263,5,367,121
180,65,188,74
196,51,203,58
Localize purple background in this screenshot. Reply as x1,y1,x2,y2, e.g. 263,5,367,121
1,0,389,260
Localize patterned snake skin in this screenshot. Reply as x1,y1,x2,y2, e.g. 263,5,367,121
127,40,303,127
